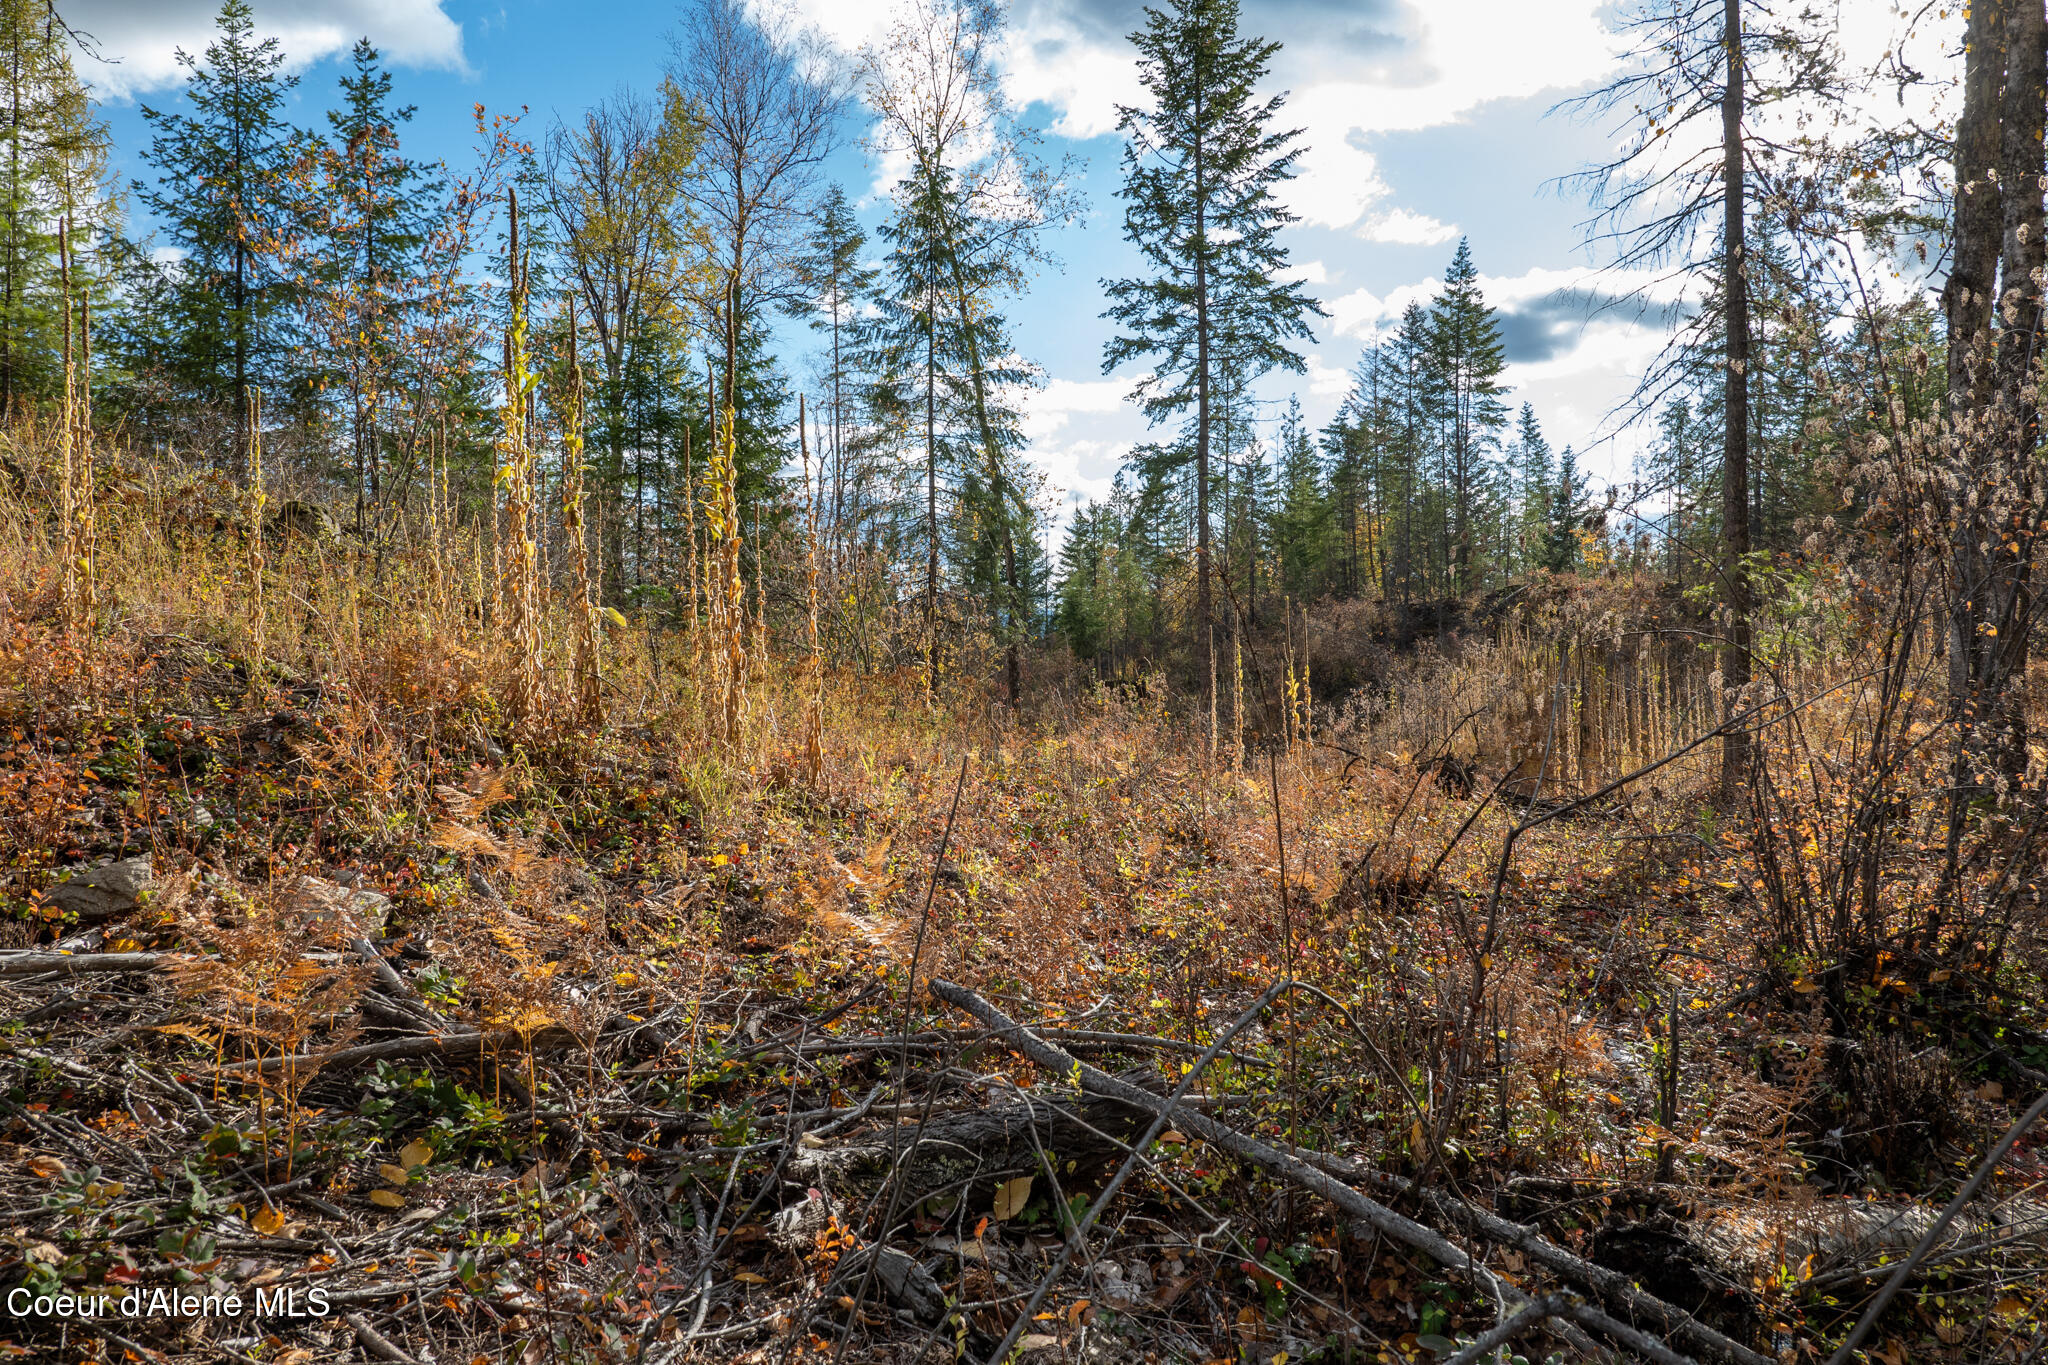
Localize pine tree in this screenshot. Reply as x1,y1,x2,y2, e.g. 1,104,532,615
1102,0,1323,700
1424,238,1508,593
311,39,443,532
1271,396,1328,600
136,0,309,463
0,0,111,411
792,185,877,555
1511,402,1553,573
1541,445,1591,573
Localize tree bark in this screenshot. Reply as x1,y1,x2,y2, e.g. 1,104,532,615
1943,0,2017,844
1718,0,1754,806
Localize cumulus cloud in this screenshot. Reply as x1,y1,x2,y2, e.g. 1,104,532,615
67,0,466,98
1359,207,1457,246
1023,374,1136,441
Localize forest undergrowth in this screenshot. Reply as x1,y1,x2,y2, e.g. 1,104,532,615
3,438,2047,1365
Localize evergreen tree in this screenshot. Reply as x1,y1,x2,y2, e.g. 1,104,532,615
0,0,111,411
136,0,309,462
1423,238,1508,592
310,39,444,530
1102,0,1323,695
792,185,877,552
1541,445,1591,572
1271,396,1328,600
1510,402,1552,572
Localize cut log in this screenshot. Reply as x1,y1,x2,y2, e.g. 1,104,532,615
931,976,1774,1365
791,1079,1155,1213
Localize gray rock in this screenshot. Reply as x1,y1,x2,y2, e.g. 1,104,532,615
43,857,155,923
288,875,391,932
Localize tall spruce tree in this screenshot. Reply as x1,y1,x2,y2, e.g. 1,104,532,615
1102,0,1323,709
792,185,877,554
1541,445,1591,573
1511,402,1552,572
313,39,443,531
1424,239,1508,593
137,0,308,463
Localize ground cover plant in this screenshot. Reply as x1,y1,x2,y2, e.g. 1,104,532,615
2,1,2048,1362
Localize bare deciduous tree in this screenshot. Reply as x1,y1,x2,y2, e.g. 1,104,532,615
667,0,843,414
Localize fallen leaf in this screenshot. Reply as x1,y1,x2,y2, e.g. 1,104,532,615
377,1163,411,1186
991,1175,1033,1221
369,1189,406,1209
734,1271,767,1284
251,1206,286,1235
26,1155,67,1180
398,1140,434,1170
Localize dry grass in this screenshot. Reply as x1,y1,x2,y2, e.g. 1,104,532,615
1,426,2045,1363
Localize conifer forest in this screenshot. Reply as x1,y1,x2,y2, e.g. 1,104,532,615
5,0,2048,1360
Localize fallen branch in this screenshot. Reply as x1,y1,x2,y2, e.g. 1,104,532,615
0,951,175,978
346,1311,424,1365
216,1027,572,1078
931,977,1772,1365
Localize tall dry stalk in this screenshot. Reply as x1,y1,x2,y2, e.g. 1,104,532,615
56,218,94,635
499,190,546,724
683,423,698,646
1232,627,1245,771
800,394,823,783
561,301,603,724
703,397,748,747
1299,599,1312,750
245,386,267,675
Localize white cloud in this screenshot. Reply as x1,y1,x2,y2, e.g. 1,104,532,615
1283,259,1331,285
1023,374,1139,440
1304,353,1352,399
1359,208,1457,246
997,7,1142,139
67,1,466,98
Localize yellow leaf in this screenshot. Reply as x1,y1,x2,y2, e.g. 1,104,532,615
398,1140,434,1170
369,1189,406,1209
1066,1299,1091,1324
1792,979,1820,994
1996,1297,2028,1317
711,853,729,867
251,1206,286,1236
614,971,639,988
602,606,628,628
378,1163,411,1186
991,1174,1034,1221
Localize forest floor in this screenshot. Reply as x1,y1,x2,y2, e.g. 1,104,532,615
3,485,2048,1364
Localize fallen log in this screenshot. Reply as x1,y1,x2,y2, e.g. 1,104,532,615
931,977,1772,1365
216,1027,575,1078
0,950,175,978
790,1076,1156,1212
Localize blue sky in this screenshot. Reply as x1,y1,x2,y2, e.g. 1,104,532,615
68,0,1919,523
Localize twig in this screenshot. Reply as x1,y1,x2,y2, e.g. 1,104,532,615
979,977,1295,1365
0,950,173,977
347,1311,425,1365
931,977,1768,1365
1443,1293,1577,1365
1826,1084,2048,1365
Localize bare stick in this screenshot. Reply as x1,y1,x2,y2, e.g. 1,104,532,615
1826,1085,2048,1365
